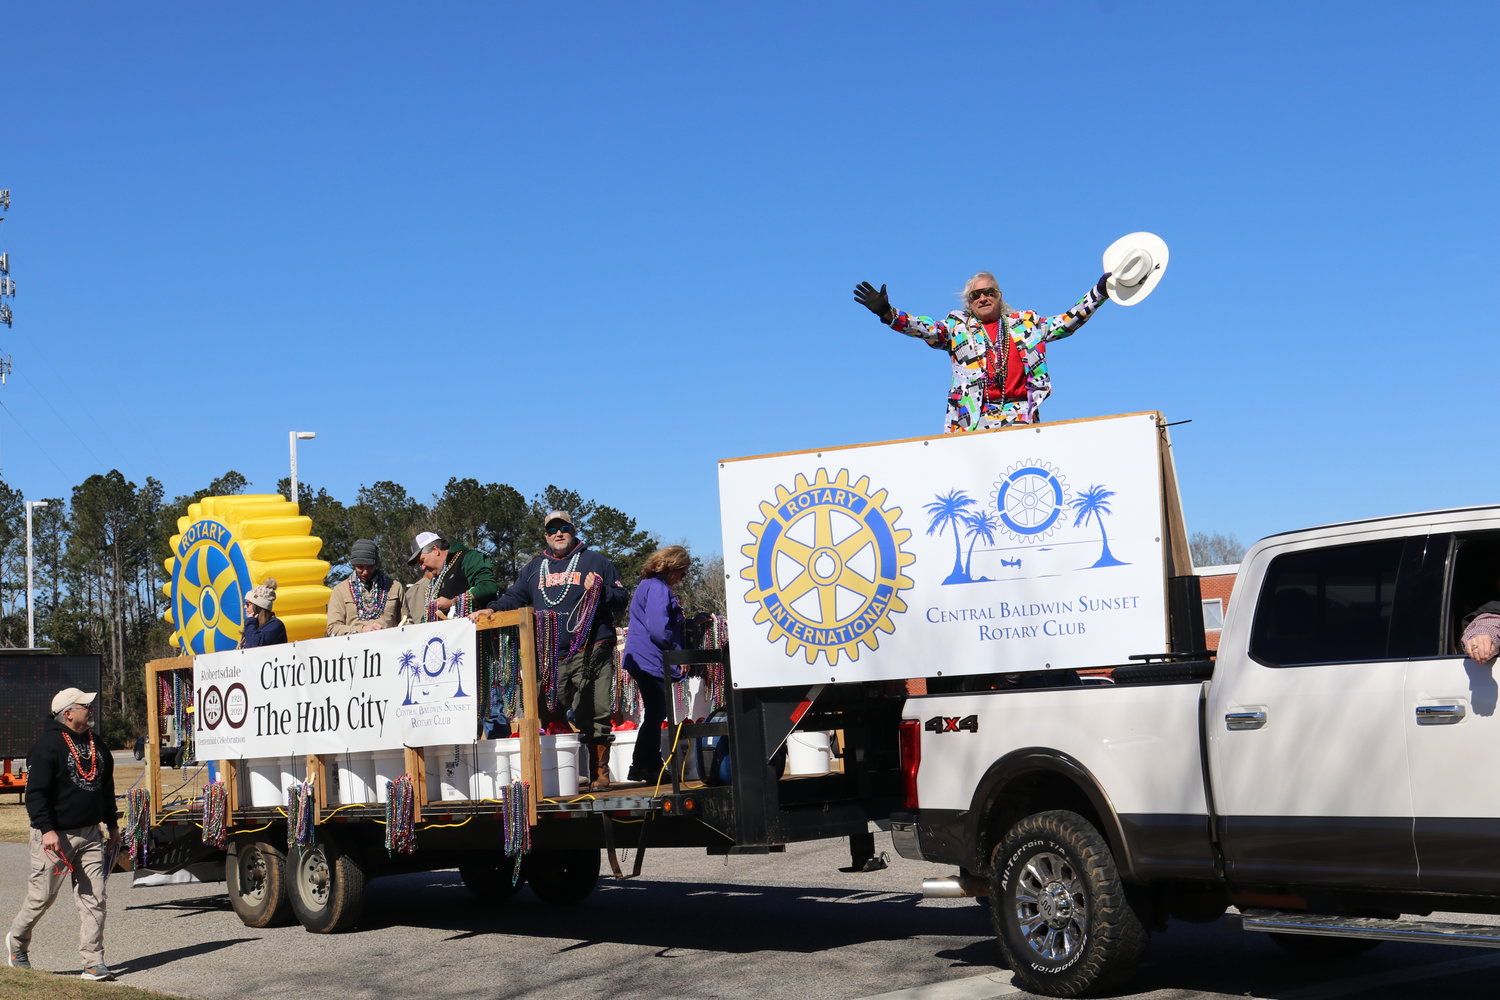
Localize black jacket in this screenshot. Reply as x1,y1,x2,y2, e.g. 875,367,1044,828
489,544,628,647
25,720,118,834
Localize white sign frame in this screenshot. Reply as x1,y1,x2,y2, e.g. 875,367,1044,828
719,413,1175,688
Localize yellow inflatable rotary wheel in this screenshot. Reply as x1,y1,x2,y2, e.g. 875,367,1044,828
162,494,331,653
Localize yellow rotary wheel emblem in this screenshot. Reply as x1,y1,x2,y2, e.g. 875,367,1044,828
162,494,332,653
739,469,915,666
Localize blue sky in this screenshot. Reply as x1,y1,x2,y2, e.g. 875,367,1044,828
3,2,1496,565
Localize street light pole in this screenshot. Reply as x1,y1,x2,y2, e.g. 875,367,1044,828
289,430,316,505
25,499,48,649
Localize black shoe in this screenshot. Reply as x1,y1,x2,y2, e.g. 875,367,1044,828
627,760,664,782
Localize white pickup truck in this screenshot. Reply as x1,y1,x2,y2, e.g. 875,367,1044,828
892,504,1500,996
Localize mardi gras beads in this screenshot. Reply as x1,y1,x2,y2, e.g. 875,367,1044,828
123,788,152,866
201,782,229,849
384,774,417,856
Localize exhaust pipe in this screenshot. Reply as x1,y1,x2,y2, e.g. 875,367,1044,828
921,874,989,898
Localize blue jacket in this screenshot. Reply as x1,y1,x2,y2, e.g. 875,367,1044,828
622,576,685,680
240,616,288,648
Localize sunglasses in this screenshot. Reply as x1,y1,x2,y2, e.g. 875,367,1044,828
545,524,575,536
966,286,1000,303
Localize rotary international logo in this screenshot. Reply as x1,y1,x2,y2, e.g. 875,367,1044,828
739,468,915,665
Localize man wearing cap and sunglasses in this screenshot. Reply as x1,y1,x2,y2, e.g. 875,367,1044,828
407,531,499,623
476,511,627,788
7,689,119,982
853,270,1112,433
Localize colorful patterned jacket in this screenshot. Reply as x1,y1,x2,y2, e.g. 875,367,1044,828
888,282,1108,433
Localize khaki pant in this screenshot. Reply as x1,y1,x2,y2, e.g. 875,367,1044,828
7,825,109,968
557,641,616,745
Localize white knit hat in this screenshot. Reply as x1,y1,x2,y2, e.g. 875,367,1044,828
246,577,279,611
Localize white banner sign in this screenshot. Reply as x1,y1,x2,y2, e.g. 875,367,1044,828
719,413,1172,688
192,620,479,759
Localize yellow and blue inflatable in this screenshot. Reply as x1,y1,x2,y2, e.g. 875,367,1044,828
162,495,331,652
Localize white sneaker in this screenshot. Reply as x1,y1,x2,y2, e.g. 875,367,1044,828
80,963,116,981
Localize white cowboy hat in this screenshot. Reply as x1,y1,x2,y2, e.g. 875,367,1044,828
1102,232,1169,306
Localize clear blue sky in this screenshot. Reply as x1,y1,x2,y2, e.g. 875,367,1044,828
3,2,1496,564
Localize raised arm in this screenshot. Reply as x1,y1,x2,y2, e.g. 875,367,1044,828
853,280,953,350
1032,273,1112,345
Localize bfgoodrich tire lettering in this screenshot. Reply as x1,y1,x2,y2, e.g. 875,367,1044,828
990,810,1148,997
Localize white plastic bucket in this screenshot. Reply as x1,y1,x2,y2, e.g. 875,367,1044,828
542,734,579,797
608,730,638,783
785,731,833,777
244,757,299,807
335,752,378,804
469,739,518,801
371,749,408,803
425,744,473,802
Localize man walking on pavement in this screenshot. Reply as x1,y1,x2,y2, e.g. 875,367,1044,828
7,688,120,981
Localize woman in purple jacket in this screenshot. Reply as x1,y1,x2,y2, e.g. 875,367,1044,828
621,545,690,782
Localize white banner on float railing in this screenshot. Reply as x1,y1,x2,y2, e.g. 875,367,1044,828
719,412,1172,689
191,620,479,759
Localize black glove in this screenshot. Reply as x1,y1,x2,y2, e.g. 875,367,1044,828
1095,272,1112,297
853,281,892,321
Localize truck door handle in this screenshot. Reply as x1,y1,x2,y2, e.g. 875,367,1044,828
1415,704,1466,725
1225,711,1266,731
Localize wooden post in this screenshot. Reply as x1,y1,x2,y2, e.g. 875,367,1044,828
311,755,330,823
474,610,542,825
405,746,426,822
144,656,192,827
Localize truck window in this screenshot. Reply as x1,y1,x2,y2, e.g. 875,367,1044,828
1249,538,1404,666
1447,531,1500,653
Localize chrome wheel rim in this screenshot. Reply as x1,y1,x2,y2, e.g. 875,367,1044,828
1013,850,1087,961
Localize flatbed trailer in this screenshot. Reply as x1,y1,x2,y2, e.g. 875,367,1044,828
140,611,906,932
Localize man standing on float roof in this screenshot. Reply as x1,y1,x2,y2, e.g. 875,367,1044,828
853,270,1111,433
476,511,627,789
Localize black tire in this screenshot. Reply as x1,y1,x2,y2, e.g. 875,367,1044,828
458,854,525,902
1268,932,1382,958
525,848,600,905
287,837,366,933
225,837,294,928
990,810,1149,998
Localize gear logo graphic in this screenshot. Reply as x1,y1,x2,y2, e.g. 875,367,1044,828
163,495,332,653
739,469,916,666
990,460,1071,543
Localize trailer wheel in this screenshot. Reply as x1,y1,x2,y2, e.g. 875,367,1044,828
1267,932,1381,958
287,837,366,933
525,849,600,905
458,854,525,901
226,837,294,928
989,810,1148,998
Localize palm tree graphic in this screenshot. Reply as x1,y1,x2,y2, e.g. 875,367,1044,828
962,509,999,580
397,649,418,705
449,647,468,698
1070,485,1127,568
925,490,976,584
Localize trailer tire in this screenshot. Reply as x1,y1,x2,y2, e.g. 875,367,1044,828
288,837,366,933
226,837,294,928
525,849,600,905
990,809,1148,998
458,854,525,902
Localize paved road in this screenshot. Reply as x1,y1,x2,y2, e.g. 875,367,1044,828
5,836,1500,1000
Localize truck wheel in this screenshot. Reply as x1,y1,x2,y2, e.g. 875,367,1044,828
990,810,1148,998
458,854,525,901
287,837,366,933
525,849,600,905
226,837,294,928
1267,933,1381,958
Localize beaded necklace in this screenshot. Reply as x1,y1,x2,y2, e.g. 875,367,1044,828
503,779,532,865
497,629,522,719
538,548,584,607
123,788,152,866
384,775,418,856
62,728,98,782
351,573,390,620
561,578,603,661
534,610,562,711
201,782,228,849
